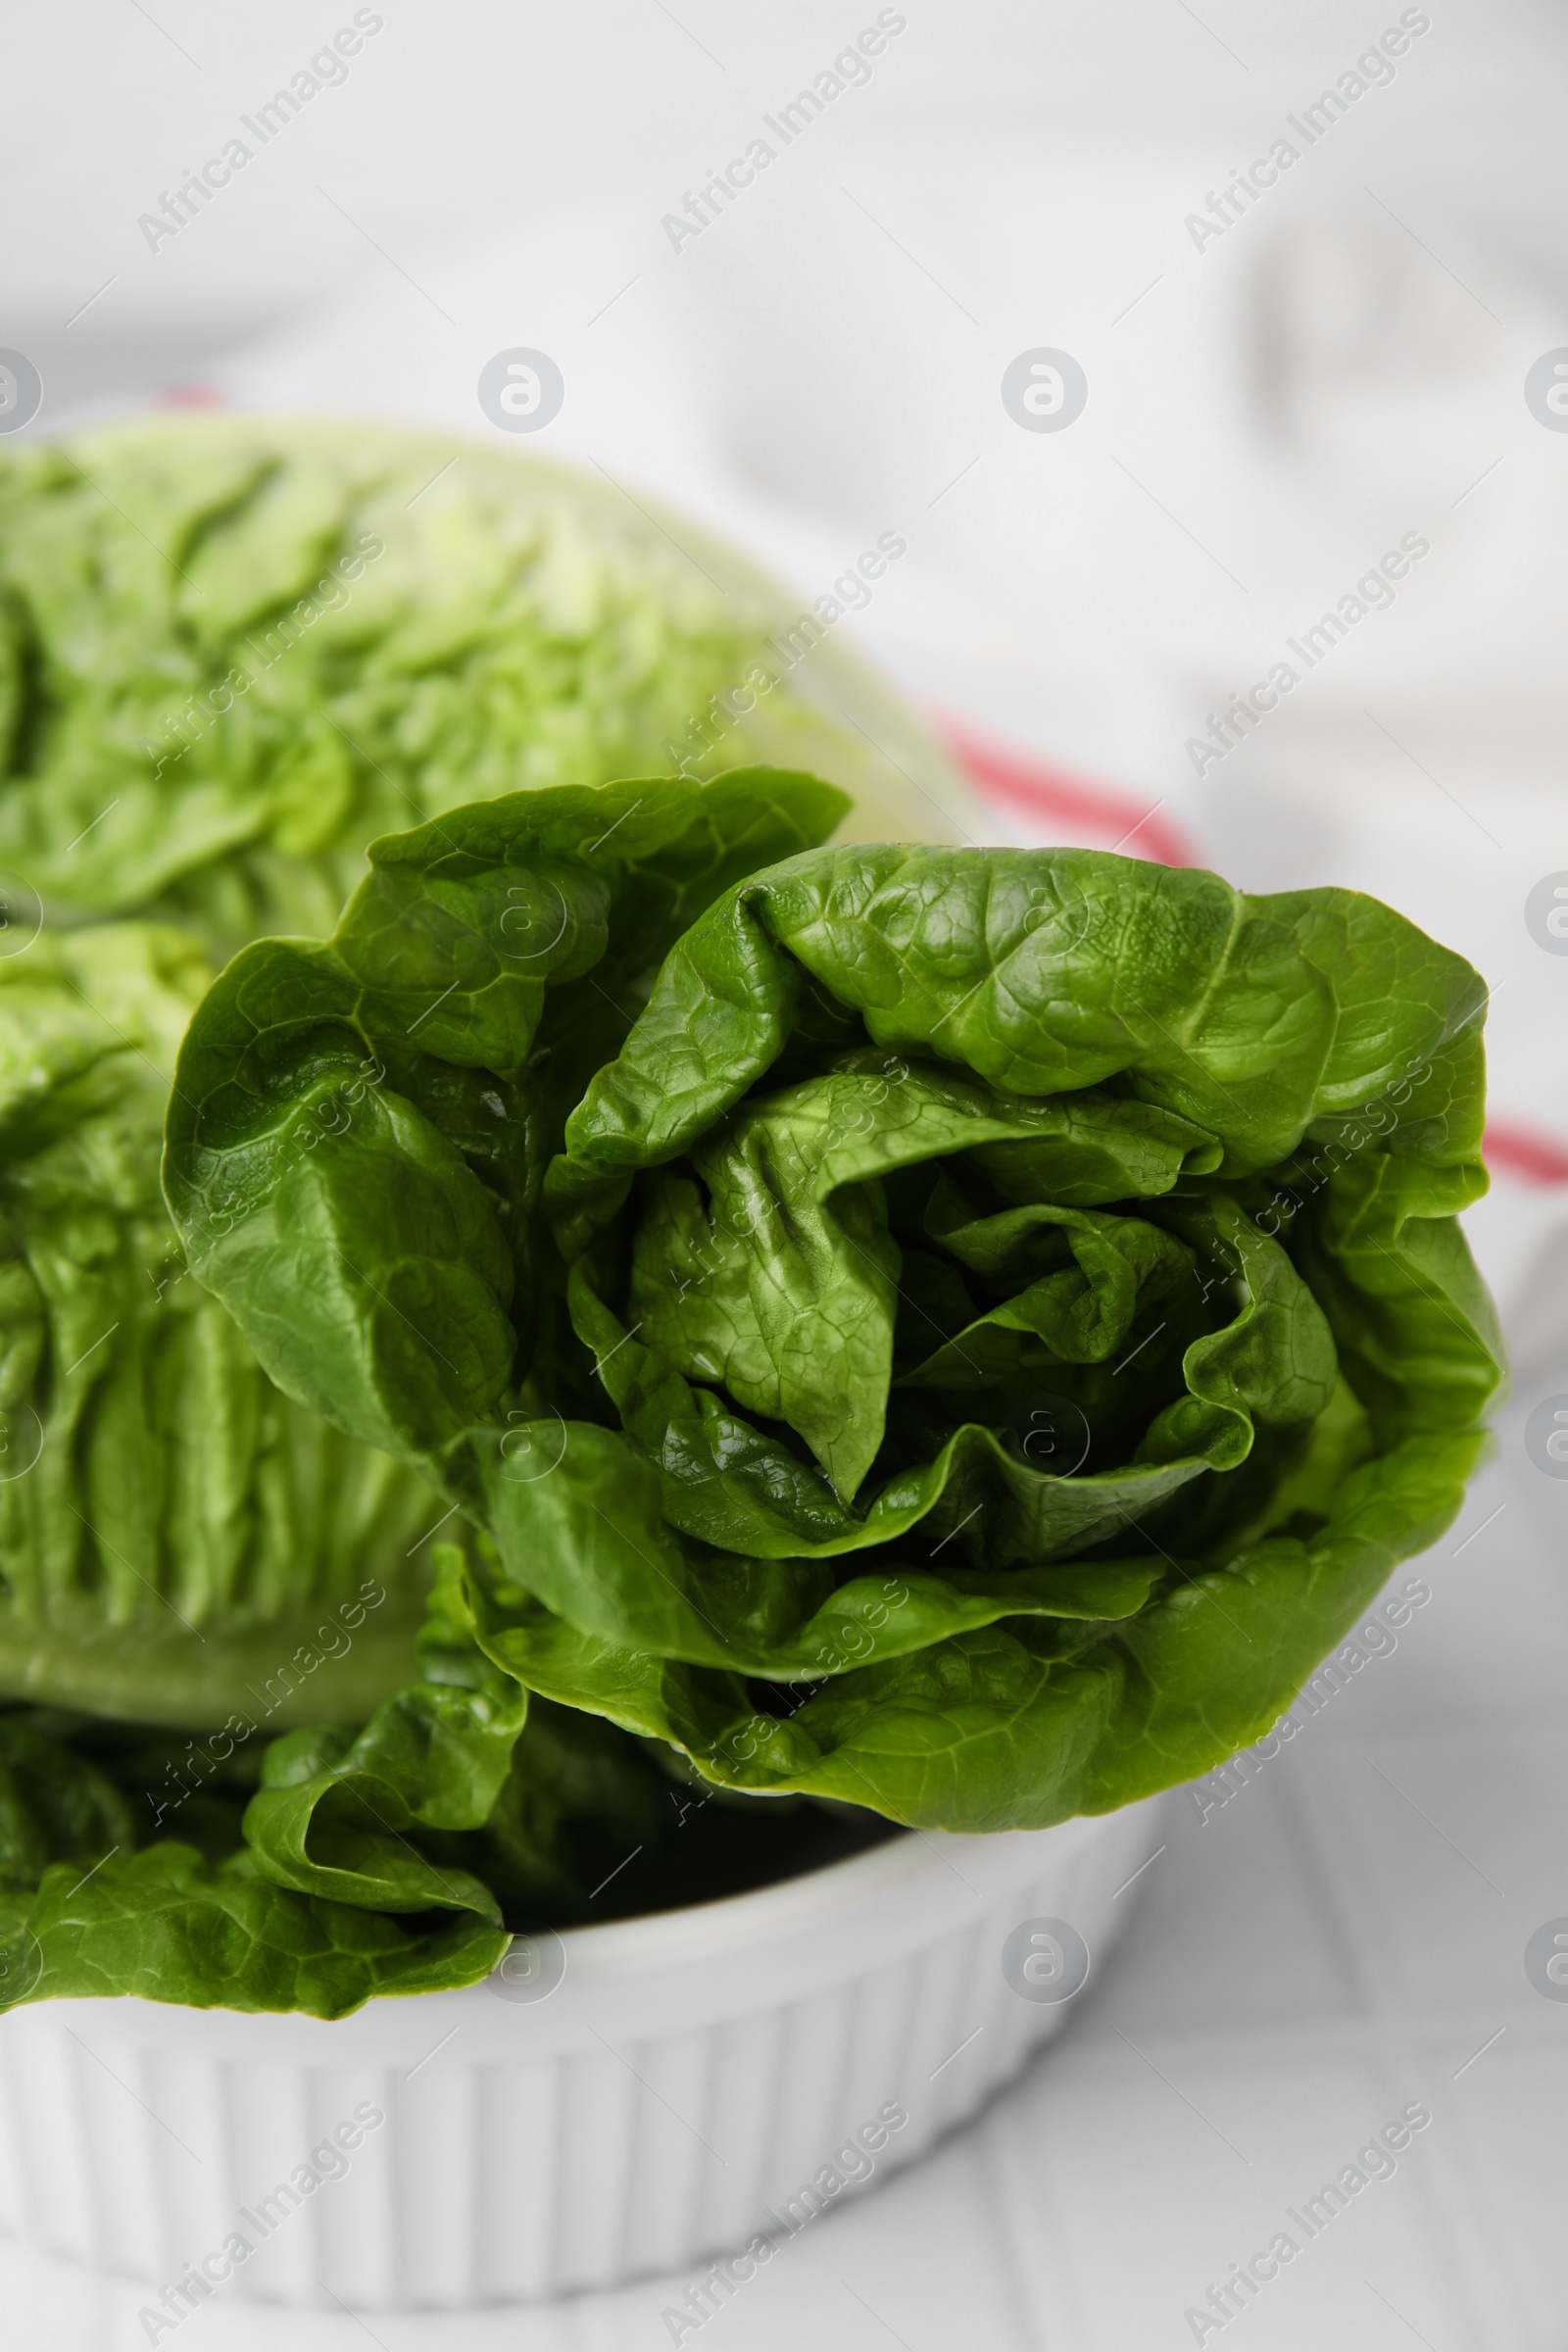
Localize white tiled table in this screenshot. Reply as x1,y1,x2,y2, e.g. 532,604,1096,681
4,1210,1563,2352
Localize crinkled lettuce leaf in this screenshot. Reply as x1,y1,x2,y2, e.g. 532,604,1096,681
0,416,897,956
460,1428,1484,1830
0,1709,503,2016
0,924,448,1722
0,1547,891,2015
164,768,847,1452
164,789,1504,1840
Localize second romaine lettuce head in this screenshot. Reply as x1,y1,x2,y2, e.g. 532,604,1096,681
0,922,451,1724
164,771,1504,1843
0,414,940,960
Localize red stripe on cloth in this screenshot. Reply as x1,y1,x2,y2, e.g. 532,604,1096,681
938,714,1200,867
939,718,1563,1182
1484,1120,1568,1185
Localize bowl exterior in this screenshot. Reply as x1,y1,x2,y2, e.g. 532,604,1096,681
0,1796,1166,2311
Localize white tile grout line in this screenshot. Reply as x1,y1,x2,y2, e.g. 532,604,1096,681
1276,1731,1527,2352
1108,2024,1252,2167
975,2106,1065,2352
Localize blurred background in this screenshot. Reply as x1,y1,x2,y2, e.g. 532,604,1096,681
4,4,1568,2346
11,0,1568,1291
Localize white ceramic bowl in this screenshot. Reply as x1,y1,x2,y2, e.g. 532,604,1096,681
0,1796,1165,2312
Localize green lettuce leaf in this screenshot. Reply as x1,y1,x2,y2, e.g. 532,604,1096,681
0,1550,894,2012
16,1845,508,2019
166,798,1505,1842
0,416,906,956
163,769,848,1458
460,1431,1484,1830
0,924,448,1722
0,1706,507,2016
241,1548,525,1921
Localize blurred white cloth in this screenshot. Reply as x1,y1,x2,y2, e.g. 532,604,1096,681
211,137,1568,1306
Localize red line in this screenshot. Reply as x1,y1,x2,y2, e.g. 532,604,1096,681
1484,1120,1568,1185
937,715,1568,1183
937,713,1200,867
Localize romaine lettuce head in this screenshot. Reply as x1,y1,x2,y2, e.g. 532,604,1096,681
165,774,1505,1846
0,414,950,959
0,921,447,1725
